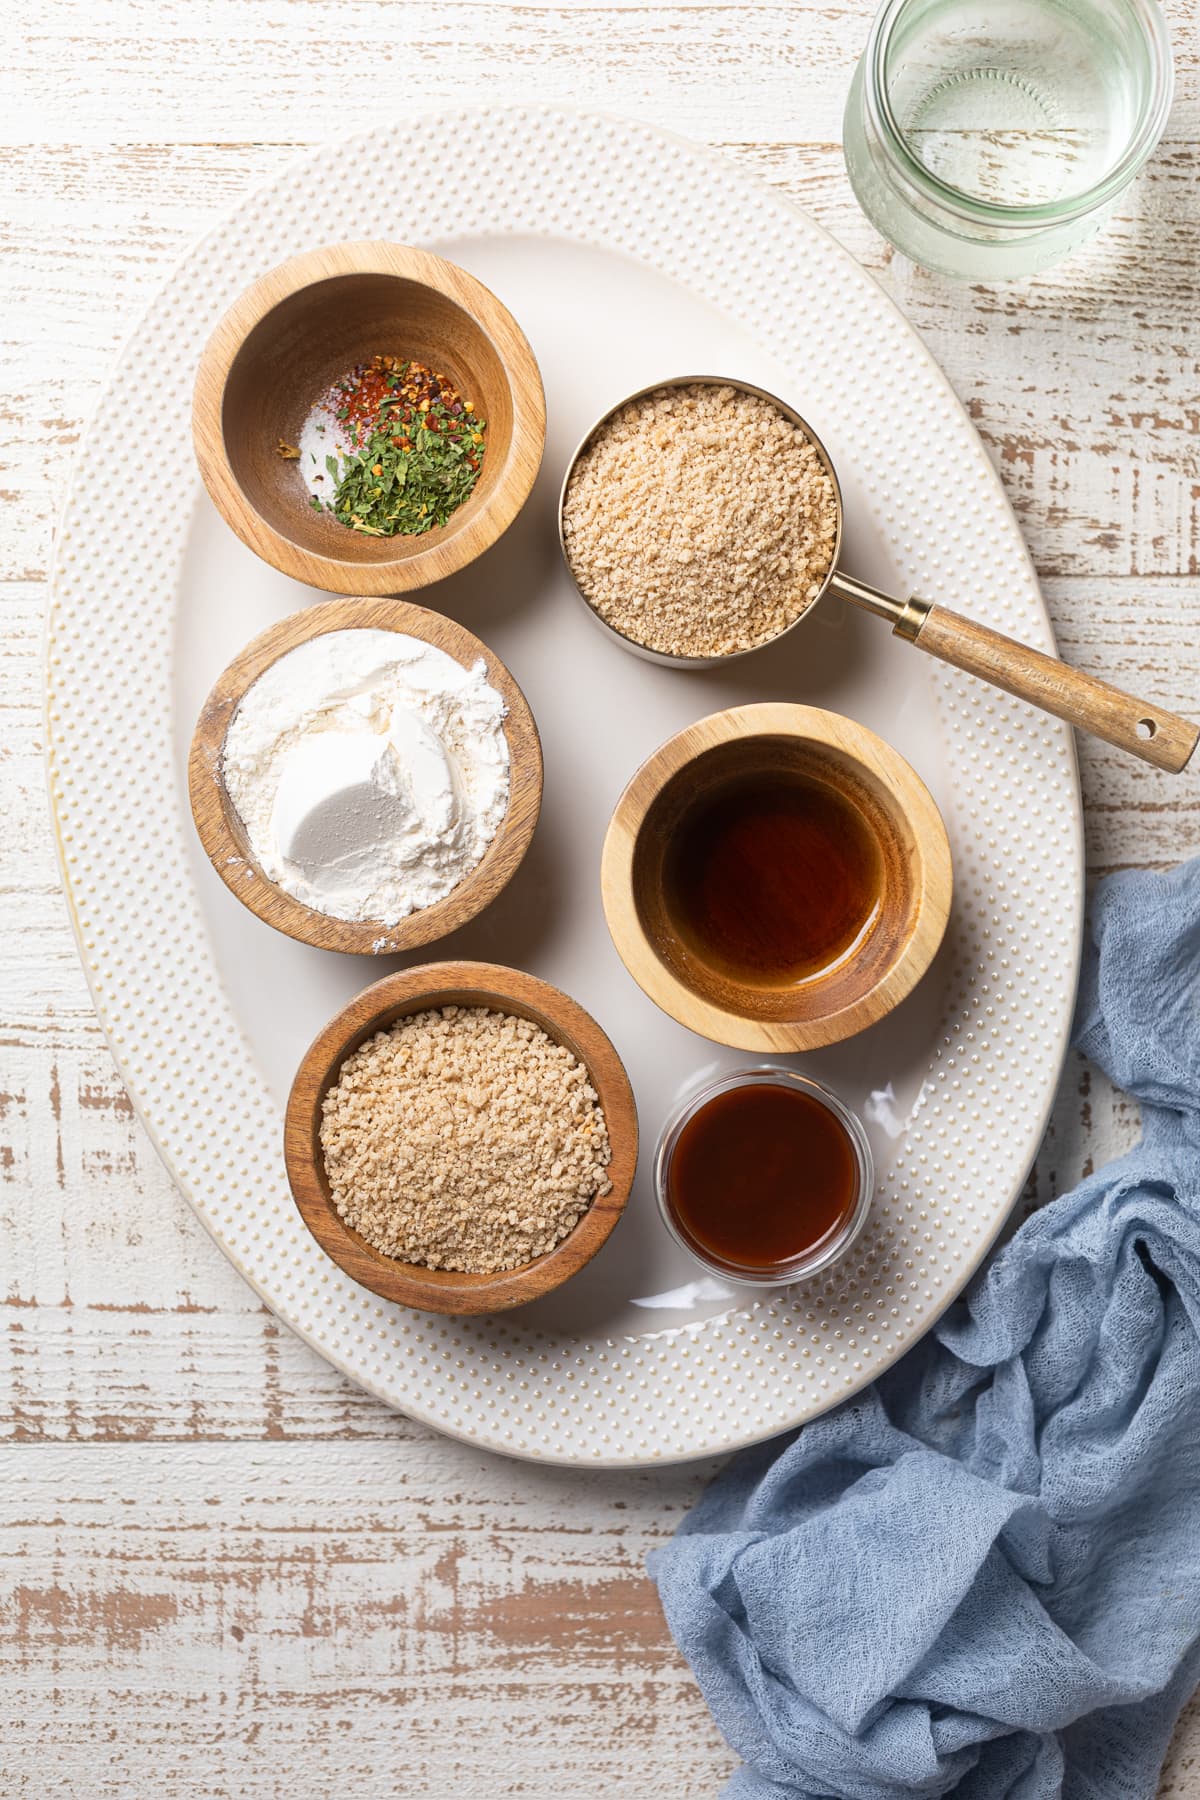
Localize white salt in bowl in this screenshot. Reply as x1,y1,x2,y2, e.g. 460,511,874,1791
187,597,543,955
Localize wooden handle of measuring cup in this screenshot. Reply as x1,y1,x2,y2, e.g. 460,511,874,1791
904,603,1199,773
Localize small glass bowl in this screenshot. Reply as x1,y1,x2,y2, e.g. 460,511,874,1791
653,1068,875,1287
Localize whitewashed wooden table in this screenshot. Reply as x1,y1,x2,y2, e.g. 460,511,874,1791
3,3,1199,1793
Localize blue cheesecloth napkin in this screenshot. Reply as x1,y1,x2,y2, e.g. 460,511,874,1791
651,858,1200,1800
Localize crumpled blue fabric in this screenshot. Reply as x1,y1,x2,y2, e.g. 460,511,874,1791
651,858,1200,1800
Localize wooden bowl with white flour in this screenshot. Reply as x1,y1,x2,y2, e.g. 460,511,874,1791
188,598,543,955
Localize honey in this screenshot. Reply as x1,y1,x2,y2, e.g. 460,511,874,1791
662,769,882,989
662,1078,864,1276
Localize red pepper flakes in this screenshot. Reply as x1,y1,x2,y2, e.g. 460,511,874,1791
328,356,472,456
320,354,487,537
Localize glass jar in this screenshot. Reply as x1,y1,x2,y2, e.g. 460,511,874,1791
842,0,1174,280
654,1068,874,1287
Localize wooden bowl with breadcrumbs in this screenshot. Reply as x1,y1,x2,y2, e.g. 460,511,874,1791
284,961,638,1315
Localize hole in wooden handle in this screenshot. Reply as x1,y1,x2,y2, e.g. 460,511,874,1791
1137,718,1158,741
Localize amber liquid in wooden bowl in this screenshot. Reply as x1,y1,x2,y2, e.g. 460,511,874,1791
662,769,883,989
634,732,913,1032
603,705,954,1053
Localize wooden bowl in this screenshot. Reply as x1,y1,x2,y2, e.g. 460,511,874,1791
193,241,545,594
601,704,952,1051
284,961,639,1314
188,597,543,954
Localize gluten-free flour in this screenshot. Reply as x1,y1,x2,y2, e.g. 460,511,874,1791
222,629,510,924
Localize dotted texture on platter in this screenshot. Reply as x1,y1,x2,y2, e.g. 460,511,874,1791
46,108,1082,1467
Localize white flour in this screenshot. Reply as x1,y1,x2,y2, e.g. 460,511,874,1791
222,629,510,925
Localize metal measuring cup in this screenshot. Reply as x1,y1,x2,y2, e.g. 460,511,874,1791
558,376,1198,774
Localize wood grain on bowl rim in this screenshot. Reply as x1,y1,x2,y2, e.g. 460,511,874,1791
10,20,1200,1794
601,703,953,1053
187,596,543,954
191,239,546,594
283,960,639,1314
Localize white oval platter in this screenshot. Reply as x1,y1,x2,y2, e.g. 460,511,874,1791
46,107,1082,1467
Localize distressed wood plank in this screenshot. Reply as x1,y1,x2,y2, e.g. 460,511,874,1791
3,124,1199,584
3,0,1200,1791
0,1442,733,1797
0,941,1144,1446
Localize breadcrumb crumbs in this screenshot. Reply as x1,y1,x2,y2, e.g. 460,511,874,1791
562,382,838,658
319,1005,612,1273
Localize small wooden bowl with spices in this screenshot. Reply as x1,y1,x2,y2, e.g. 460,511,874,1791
284,962,639,1315
194,241,545,595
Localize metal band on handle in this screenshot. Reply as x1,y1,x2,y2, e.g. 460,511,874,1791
892,595,932,643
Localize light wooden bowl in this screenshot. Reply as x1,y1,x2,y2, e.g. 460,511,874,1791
601,704,953,1051
284,961,639,1314
188,597,543,954
193,241,545,594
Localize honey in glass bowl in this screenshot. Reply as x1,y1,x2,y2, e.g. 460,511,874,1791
654,1069,874,1286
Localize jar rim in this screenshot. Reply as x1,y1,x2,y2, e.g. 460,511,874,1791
653,1067,875,1287
865,0,1174,229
